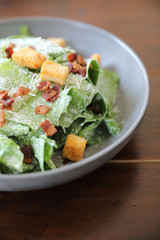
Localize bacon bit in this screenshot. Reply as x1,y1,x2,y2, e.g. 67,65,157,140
0,96,14,107
67,52,77,62
9,43,15,48
21,146,33,164
0,103,3,110
67,62,73,73
37,81,51,91
0,90,9,100
72,61,86,77
5,46,13,58
0,110,5,127
0,90,14,110
77,55,86,66
72,61,80,72
13,86,30,98
78,67,86,77
42,88,57,102
29,46,35,50
40,120,57,136
52,84,60,95
67,53,86,77
48,93,59,102
2,105,13,111
35,105,50,115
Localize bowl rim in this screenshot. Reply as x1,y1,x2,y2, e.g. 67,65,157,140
0,16,150,180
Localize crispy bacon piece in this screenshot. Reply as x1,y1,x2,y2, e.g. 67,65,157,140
77,55,86,66
0,90,9,100
48,94,60,102
67,52,77,62
0,96,14,107
37,81,51,91
0,110,5,127
67,62,73,73
35,105,50,115
5,46,13,58
9,43,15,48
42,89,57,102
40,120,57,136
52,84,60,95
72,61,86,77
78,67,86,77
29,46,35,50
2,105,13,111
0,90,14,110
21,146,33,164
13,86,30,98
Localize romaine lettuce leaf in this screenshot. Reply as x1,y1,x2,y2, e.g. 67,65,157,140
87,121,110,145
0,134,23,173
19,25,32,36
86,59,101,86
6,87,71,130
65,73,97,105
31,135,57,171
78,121,101,142
0,60,31,94
0,46,7,58
104,117,120,136
0,121,29,136
97,69,120,110
15,132,57,171
59,88,86,128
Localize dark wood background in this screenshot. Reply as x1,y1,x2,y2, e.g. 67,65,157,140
0,0,160,239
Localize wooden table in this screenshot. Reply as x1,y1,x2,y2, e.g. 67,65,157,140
0,0,160,239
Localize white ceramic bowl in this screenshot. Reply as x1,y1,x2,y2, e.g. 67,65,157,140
0,17,149,191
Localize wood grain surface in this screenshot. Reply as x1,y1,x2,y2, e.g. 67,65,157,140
0,0,160,239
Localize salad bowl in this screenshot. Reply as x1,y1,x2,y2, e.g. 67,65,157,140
0,16,149,191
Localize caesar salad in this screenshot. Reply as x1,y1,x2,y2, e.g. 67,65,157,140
0,26,120,174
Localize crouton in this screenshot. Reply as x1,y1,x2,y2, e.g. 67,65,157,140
12,47,46,69
63,134,87,162
40,60,69,86
47,37,66,48
91,53,101,65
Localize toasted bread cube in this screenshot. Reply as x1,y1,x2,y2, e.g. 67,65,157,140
63,134,87,162
40,60,69,86
12,47,46,69
91,53,101,65
47,37,66,47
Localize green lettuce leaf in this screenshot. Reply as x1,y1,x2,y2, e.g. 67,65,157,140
0,46,7,59
0,60,31,92
104,117,120,136
30,135,57,171
6,87,71,130
14,131,57,171
78,121,101,142
59,88,86,128
87,121,110,145
19,25,32,36
0,121,29,136
97,69,120,110
0,134,24,173
86,59,101,86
